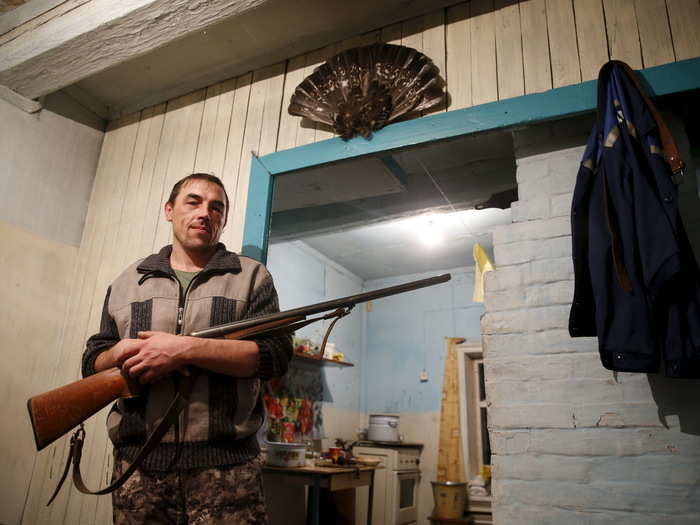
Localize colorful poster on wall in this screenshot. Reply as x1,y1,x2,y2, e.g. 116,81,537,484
263,365,324,443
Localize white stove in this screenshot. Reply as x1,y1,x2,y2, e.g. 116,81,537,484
354,443,422,525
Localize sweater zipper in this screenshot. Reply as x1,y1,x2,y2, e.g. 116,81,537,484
177,280,185,335
177,274,199,335
176,305,184,334
174,272,199,462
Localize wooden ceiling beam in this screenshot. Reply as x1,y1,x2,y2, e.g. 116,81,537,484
0,0,267,99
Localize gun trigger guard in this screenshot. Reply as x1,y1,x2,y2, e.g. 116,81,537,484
319,306,353,358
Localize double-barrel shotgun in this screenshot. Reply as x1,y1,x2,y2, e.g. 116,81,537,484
28,273,451,501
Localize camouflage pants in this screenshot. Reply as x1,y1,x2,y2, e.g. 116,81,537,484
112,456,268,525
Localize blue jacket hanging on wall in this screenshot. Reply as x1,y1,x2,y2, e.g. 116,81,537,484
569,60,700,378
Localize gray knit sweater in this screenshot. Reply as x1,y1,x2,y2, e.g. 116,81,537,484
82,244,292,470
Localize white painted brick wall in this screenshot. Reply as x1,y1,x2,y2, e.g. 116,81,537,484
550,191,573,218
510,195,550,222
511,192,573,222
483,328,595,356
484,124,700,524
518,172,578,203
493,216,571,244
493,236,571,266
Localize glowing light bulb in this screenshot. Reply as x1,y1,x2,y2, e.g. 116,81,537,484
415,214,445,247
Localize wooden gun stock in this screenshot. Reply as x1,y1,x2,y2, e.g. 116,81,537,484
27,367,136,451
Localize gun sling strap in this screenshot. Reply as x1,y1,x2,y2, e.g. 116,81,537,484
47,371,197,505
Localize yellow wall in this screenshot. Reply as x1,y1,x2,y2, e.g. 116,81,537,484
0,223,77,525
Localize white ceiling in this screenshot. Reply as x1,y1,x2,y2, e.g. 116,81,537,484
273,156,404,212
299,207,510,280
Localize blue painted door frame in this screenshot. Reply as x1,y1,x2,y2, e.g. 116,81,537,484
241,155,276,262
242,57,700,263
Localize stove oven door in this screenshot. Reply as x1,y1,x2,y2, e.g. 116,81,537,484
395,470,420,524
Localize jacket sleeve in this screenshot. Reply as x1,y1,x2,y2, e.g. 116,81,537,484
569,123,605,338
82,286,120,377
569,158,598,338
242,274,293,380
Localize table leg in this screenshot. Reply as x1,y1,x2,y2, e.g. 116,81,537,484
310,475,320,525
367,469,375,525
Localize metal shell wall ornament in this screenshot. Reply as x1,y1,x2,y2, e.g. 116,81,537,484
288,43,444,139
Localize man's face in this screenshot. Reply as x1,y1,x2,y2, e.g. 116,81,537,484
164,179,227,252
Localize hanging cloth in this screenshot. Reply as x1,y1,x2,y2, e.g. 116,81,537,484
569,60,700,377
472,243,494,303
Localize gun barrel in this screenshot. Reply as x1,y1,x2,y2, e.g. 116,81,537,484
190,273,451,338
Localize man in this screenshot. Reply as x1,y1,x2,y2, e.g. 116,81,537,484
81,173,292,524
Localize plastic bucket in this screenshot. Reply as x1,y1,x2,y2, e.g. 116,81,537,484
431,481,467,519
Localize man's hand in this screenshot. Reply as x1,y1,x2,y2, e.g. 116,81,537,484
94,338,145,372
111,338,145,365
122,331,194,384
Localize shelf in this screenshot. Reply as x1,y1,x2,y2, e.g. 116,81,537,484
466,494,491,513
428,516,475,524
292,352,354,367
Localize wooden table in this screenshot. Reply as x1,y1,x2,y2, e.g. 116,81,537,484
263,464,377,525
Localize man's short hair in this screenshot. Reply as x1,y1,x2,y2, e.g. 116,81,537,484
167,173,230,224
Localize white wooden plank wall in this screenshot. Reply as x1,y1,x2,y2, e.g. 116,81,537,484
423,10,447,113
446,3,473,110
604,0,643,69
547,0,582,87
77,117,141,525
277,57,306,151
521,0,552,93
66,113,141,525
22,1,700,522
666,0,700,60
227,63,285,251
635,0,675,67
495,0,524,99
471,0,498,105
309,45,338,143
221,72,252,244
573,0,608,81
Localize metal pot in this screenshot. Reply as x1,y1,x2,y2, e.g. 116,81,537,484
367,414,401,442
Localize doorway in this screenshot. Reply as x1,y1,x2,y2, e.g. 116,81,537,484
262,129,517,524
